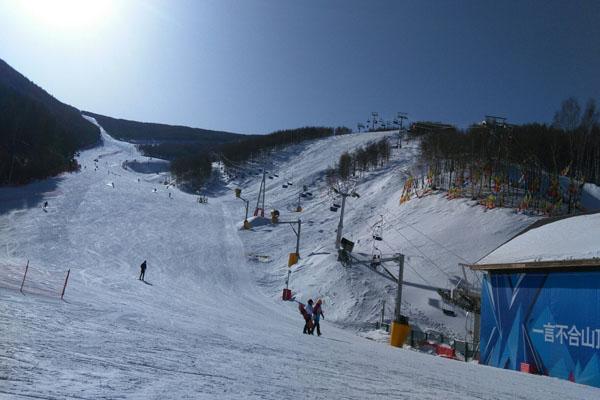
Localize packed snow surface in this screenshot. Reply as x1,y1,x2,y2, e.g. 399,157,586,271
0,118,598,398
478,212,600,265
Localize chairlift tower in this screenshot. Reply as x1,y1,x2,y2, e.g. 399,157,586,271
337,247,410,347
370,112,379,131
396,112,408,148
332,179,360,249
437,264,482,353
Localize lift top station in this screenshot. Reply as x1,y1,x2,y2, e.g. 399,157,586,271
338,238,410,347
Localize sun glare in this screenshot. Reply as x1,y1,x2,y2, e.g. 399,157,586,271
20,0,114,30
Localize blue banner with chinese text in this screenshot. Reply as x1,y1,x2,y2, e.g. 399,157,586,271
480,270,600,387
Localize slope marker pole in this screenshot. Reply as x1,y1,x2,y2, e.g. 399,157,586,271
61,269,70,300
20,260,29,293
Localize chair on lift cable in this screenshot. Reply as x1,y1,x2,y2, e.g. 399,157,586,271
372,216,384,241
282,184,288,188
370,247,382,267
442,300,457,317
372,226,383,241
330,205,338,212
441,289,457,317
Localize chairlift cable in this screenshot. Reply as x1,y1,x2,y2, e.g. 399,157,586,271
382,206,473,265
384,223,452,279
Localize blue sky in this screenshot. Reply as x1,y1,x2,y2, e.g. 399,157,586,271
0,0,598,134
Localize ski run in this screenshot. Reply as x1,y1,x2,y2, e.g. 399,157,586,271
1,117,599,399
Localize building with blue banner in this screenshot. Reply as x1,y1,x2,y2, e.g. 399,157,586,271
469,213,600,388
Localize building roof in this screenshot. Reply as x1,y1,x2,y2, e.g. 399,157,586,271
469,213,600,271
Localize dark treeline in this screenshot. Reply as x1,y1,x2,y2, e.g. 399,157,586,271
419,98,600,185
1,58,100,185
85,112,244,144
327,138,392,182
411,98,599,215
170,126,352,189
220,126,351,165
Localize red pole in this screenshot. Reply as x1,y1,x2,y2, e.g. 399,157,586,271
61,269,70,300
20,260,29,293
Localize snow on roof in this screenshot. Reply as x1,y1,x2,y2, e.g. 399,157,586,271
477,213,600,266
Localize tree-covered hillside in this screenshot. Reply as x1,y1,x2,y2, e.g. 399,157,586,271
0,58,99,185
83,112,245,145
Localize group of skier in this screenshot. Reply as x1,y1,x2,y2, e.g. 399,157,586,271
298,298,325,336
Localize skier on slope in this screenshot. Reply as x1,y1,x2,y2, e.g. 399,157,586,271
312,299,325,336
139,260,147,281
298,301,313,334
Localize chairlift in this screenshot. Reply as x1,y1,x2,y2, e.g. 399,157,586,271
274,174,279,178
372,215,384,241
330,205,339,212
269,176,274,179
333,202,341,208
282,184,288,189
370,246,382,267
442,293,457,317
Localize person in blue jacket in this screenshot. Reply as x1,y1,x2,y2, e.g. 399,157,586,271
312,299,325,336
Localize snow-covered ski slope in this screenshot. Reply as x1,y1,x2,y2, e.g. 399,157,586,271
1,119,598,399
226,132,534,336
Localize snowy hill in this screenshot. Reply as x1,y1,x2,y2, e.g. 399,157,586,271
0,118,598,399
224,131,534,337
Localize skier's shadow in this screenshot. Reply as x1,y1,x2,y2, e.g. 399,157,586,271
142,280,153,286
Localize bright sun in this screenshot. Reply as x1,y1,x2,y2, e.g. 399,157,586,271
20,0,114,30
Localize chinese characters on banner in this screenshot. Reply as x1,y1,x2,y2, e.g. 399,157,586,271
532,323,600,348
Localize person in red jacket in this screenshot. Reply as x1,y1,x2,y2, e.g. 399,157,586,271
299,301,313,334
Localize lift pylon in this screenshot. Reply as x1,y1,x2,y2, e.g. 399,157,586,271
338,247,410,347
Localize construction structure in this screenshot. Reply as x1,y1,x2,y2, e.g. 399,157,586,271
467,213,600,388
